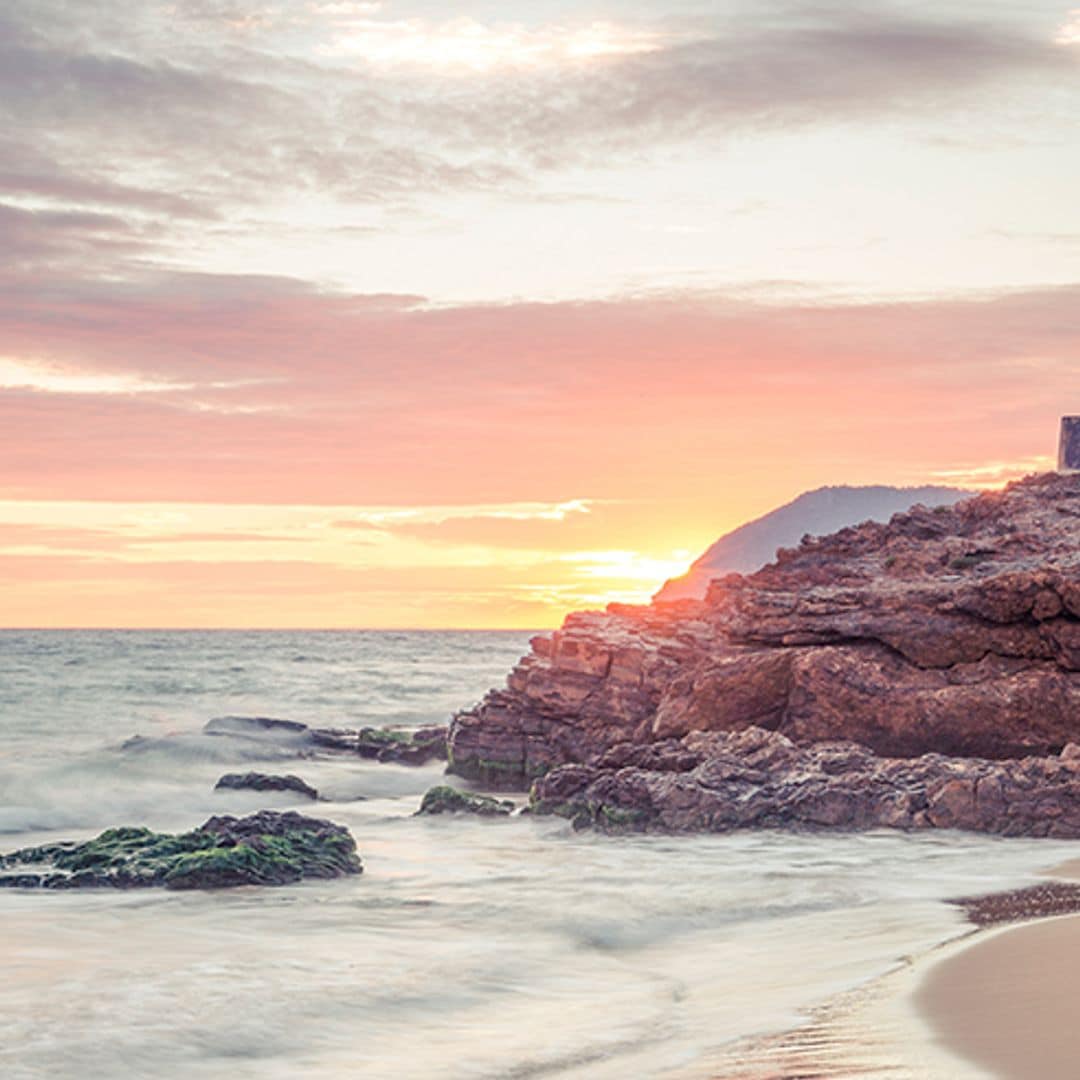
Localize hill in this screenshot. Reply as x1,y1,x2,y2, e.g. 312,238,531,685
654,484,971,602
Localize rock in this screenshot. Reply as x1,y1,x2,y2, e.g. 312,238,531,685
654,484,969,602
214,772,319,800
308,727,360,752
952,882,1080,926
0,810,361,889
353,725,448,765
201,717,447,766
416,785,515,817
449,473,1080,790
529,727,1080,838
204,716,309,737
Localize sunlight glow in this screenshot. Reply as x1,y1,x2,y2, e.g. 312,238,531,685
562,548,694,584
0,499,694,626
1056,9,1080,44
319,17,666,71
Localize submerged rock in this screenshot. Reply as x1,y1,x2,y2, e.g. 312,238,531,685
214,772,319,800
204,715,309,737
356,726,447,765
449,473,1080,794
201,715,448,766
416,785,514,817
0,810,361,890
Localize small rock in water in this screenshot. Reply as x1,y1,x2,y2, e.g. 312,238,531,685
416,785,514,817
309,727,359,752
214,772,319,800
355,726,448,765
0,810,361,890
204,716,309,737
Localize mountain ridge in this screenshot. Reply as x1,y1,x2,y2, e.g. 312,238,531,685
654,483,972,602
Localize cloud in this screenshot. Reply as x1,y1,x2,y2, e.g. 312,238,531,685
0,356,247,397
0,272,1077,505
926,456,1058,489
318,17,668,70
0,0,1072,264
417,12,1075,166
1057,9,1080,45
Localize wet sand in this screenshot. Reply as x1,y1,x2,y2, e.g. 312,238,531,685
702,858,1080,1079
916,914,1080,1079
913,858,1080,1080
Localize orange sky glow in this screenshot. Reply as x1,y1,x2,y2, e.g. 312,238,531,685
2,1,1078,627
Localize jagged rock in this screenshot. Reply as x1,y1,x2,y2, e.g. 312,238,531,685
355,726,448,765
655,484,968,602
0,811,361,889
530,727,1080,838
449,473,1080,790
416,785,514,817
214,772,319,800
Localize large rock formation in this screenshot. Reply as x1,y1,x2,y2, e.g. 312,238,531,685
530,728,1080,837
449,473,1080,835
654,483,968,602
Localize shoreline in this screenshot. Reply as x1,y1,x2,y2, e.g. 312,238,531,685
914,914,1080,1080
699,858,1080,1079
910,858,1080,1080
700,927,988,1078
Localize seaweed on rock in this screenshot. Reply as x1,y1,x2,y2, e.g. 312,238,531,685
0,810,362,890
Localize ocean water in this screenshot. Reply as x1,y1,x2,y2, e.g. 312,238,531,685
0,629,1074,1079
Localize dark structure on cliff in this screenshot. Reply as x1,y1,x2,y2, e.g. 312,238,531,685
1060,416,1080,472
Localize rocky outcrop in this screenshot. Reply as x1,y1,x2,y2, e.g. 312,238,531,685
449,473,1080,837
203,717,448,765
655,484,968,602
0,810,362,889
530,727,1080,837
214,772,320,800
355,726,448,764
416,785,515,817
449,603,714,787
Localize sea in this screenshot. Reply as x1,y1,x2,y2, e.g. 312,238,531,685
0,629,1074,1079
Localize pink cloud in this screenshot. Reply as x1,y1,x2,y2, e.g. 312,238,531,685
1,281,1078,506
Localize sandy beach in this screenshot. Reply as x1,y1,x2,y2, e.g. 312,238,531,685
916,914,1080,1079
913,858,1080,1080
695,858,1080,1079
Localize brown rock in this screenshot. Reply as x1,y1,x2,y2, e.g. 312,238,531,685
448,473,1080,793
530,728,1080,839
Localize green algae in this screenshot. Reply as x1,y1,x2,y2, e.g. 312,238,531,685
526,795,652,833
416,785,515,817
0,811,362,891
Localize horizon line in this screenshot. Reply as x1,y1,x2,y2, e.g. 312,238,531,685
0,625,549,633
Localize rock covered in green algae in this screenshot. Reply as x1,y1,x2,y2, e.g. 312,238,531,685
416,785,515,817
353,726,448,765
214,771,320,800
0,810,362,890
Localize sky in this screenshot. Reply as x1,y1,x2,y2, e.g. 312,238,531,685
2,0,1079,628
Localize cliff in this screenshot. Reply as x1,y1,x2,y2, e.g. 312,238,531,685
449,472,1080,836
654,484,969,602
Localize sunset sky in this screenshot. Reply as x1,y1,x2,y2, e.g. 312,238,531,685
3,0,1080,628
